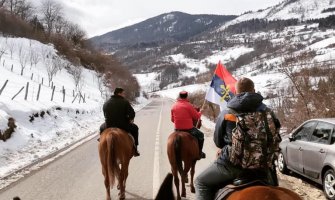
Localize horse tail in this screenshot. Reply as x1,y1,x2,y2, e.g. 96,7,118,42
174,135,183,176
106,133,116,187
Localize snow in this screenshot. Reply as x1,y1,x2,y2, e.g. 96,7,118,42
2,1,335,190
308,36,335,50
168,54,209,76
205,46,254,64
220,0,335,31
0,36,151,188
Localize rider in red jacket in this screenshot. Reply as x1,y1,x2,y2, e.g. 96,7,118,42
171,91,206,159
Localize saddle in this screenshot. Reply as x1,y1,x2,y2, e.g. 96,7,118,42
214,179,269,200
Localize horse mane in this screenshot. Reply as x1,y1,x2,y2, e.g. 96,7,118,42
155,173,175,200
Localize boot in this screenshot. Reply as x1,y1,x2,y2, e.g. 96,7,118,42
133,145,140,157
198,139,206,159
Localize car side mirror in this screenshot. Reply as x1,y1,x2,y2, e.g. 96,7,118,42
289,135,296,142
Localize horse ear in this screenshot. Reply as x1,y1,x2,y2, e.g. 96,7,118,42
154,173,175,200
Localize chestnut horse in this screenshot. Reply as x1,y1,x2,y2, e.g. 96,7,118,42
98,128,133,200
167,131,200,200
153,173,302,200
223,185,303,200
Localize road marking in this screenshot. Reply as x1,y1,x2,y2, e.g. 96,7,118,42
152,100,163,199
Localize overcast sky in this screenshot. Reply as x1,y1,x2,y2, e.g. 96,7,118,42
51,0,282,38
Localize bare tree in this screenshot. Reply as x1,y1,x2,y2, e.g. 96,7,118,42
18,44,28,75
0,41,6,62
68,65,83,92
63,22,86,46
29,47,40,68
3,0,33,20
44,56,59,86
52,55,64,72
0,0,6,8
54,15,66,34
6,39,15,59
40,0,62,35
40,46,57,86
96,72,105,97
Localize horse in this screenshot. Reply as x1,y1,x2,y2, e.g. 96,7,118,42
153,173,302,200
154,173,175,200
98,128,134,200
167,131,200,200
222,185,303,200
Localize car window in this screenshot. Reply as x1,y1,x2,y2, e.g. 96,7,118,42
331,125,335,144
294,121,317,141
310,122,333,144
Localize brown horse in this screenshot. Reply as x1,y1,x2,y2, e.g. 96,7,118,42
98,128,134,200
224,185,303,200
167,131,200,200
153,173,302,200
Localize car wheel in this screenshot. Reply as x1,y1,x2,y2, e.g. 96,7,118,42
324,169,335,200
277,152,288,174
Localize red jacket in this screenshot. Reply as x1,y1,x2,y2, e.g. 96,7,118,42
171,99,201,130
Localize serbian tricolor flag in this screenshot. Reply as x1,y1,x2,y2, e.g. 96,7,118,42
205,61,237,111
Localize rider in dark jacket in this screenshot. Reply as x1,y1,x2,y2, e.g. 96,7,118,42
101,87,140,157
195,77,281,200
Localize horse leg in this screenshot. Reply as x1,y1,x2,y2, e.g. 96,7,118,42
181,161,192,197
119,160,129,200
172,168,181,200
183,168,189,183
118,171,125,200
116,164,121,190
102,167,111,200
190,161,196,193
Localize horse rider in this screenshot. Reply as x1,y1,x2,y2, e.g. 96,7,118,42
195,77,281,200
100,87,140,157
171,90,206,159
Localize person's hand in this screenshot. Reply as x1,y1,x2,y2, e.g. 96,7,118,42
216,149,222,159
130,120,134,123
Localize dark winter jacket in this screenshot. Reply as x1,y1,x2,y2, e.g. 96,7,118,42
214,92,270,164
103,95,135,132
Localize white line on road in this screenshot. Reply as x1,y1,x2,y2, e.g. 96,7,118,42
152,100,163,199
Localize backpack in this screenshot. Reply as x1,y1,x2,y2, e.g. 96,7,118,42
229,108,281,169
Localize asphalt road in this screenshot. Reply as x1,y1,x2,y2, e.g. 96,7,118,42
0,98,322,200
0,98,217,200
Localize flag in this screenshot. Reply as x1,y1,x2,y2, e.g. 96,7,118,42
205,61,237,111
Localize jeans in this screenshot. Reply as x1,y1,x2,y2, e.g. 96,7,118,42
195,161,243,200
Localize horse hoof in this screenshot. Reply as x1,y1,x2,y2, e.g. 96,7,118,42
185,176,189,183
191,187,195,193
181,193,186,197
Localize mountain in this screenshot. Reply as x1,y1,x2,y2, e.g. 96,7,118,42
89,11,236,51
220,0,335,29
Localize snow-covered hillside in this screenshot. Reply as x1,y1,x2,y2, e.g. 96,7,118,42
0,36,105,180
221,0,335,29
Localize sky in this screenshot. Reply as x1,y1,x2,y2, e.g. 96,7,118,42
50,0,283,38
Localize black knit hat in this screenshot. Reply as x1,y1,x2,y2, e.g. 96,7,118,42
179,91,188,99
114,87,124,95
